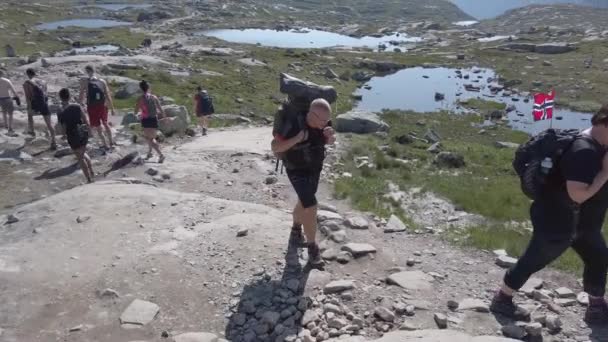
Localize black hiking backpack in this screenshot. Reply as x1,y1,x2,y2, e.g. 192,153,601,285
28,79,47,112
198,92,214,115
513,128,581,200
87,79,106,106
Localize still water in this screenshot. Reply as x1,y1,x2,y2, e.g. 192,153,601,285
36,19,132,30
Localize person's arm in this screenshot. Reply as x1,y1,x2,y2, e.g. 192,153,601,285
566,152,608,204
80,106,91,127
102,80,115,115
78,79,86,105
8,80,18,98
323,126,336,145
271,130,306,153
154,96,165,119
22,82,31,109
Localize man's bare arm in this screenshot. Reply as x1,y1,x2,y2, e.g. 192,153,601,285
103,80,115,114
78,79,86,105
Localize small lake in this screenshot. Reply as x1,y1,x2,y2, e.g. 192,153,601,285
72,44,120,54
36,19,132,30
199,28,422,50
452,0,608,19
354,67,592,135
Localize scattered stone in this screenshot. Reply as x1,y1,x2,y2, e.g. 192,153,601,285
434,92,445,101
76,216,90,224
457,298,489,313
324,280,354,294
330,230,347,243
577,292,589,306
318,210,343,222
374,307,395,323
236,228,248,237
543,60,553,67
5,214,19,224
173,332,219,342
345,216,369,230
335,111,390,134
146,168,159,176
521,277,544,295
264,176,278,185
546,315,562,333
496,255,518,268
384,215,407,233
387,271,434,291
302,310,319,326
69,324,83,332
433,152,465,168
341,243,376,257
433,313,447,329
399,322,418,331
321,249,338,261
185,127,197,137
525,322,543,337
554,298,576,307
98,288,120,299
328,316,348,329
447,300,459,311
495,141,519,149
502,324,526,339
427,142,442,154
554,287,576,299
533,289,552,303
336,251,353,264
120,299,160,326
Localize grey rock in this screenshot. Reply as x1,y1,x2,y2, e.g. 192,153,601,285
533,289,552,303
535,42,577,54
120,299,160,326
495,141,519,149
546,315,562,333
98,288,119,299
335,111,390,134
163,105,191,125
318,210,343,222
374,307,395,323
345,216,369,230
121,113,139,126
387,271,434,291
457,298,489,313
173,332,219,342
554,287,576,299
324,280,354,294
369,330,520,342
265,176,278,185
554,298,576,307
502,324,526,339
520,277,544,295
433,313,448,329
328,317,348,329
434,92,445,101
427,142,442,154
336,251,352,264
399,322,418,331
424,129,441,143
146,168,159,176
5,214,19,224
434,152,465,168
341,243,376,257
321,249,338,261
236,228,248,237
302,310,319,326
159,116,187,136
496,255,518,268
330,230,347,243
384,215,407,233
525,323,543,337
577,292,589,306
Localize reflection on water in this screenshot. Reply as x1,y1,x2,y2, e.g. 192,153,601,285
36,19,132,30
199,28,422,50
354,67,591,135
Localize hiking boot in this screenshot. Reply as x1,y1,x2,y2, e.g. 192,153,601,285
158,154,165,164
585,298,608,325
307,242,324,267
202,128,208,136
50,141,57,151
490,291,530,321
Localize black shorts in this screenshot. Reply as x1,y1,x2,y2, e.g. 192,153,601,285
196,112,212,117
67,129,89,150
141,117,159,129
286,168,322,209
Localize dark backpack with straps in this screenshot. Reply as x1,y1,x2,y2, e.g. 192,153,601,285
198,92,214,114
28,79,47,113
87,79,106,106
513,128,581,200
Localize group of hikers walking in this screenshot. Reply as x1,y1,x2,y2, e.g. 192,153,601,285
0,65,215,183
3,60,608,326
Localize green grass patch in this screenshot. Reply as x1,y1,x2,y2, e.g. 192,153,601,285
459,98,506,112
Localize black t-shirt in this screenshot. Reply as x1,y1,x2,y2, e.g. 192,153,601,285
558,137,606,229
274,105,328,170
58,104,85,134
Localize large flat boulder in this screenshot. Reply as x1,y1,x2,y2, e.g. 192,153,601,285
159,116,187,136
163,105,191,125
534,43,577,54
280,73,337,103
387,271,434,291
173,332,219,342
335,111,389,134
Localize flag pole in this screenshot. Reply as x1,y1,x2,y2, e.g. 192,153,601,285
549,89,554,130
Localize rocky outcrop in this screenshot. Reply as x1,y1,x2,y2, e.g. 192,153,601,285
498,42,577,54
163,105,191,126
335,111,389,134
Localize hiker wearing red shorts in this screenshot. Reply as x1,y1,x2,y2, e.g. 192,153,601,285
79,65,115,150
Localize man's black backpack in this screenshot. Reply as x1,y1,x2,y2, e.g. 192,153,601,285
198,92,214,114
28,79,47,113
513,128,581,200
87,79,106,106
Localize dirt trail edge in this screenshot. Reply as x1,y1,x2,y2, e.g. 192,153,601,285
0,127,606,342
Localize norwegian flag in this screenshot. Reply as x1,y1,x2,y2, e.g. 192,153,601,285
533,90,555,121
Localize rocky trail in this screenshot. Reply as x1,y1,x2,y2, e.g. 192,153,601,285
1,122,607,342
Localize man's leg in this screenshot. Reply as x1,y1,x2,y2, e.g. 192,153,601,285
2,108,7,130
7,107,14,133
27,109,35,135
572,229,608,324
102,121,114,146
95,126,108,148
42,115,56,149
